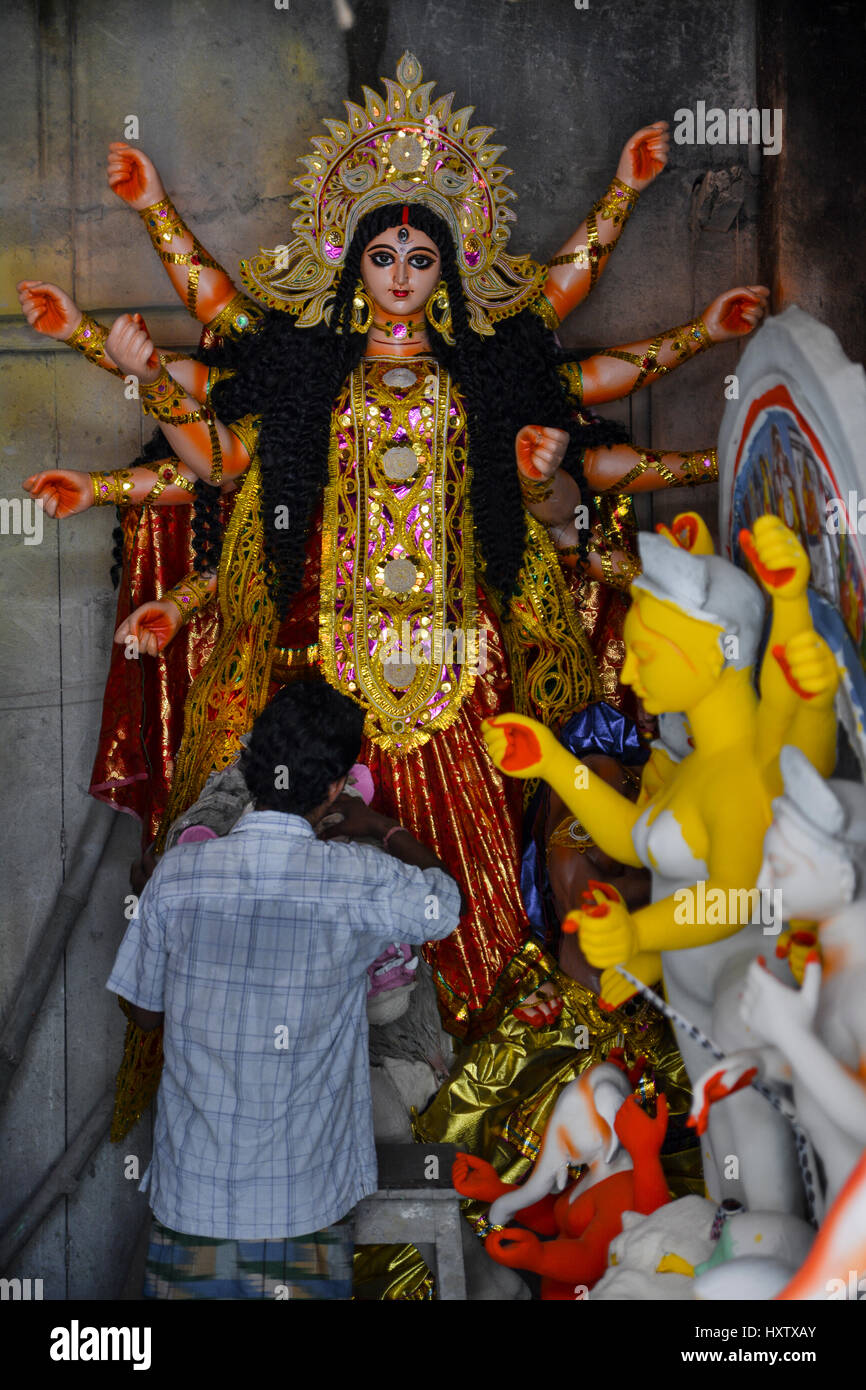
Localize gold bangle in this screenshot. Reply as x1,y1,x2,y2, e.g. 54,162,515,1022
679,449,719,486
519,470,555,504
163,572,214,625
91,469,135,507
140,196,186,245
65,313,125,380
591,177,640,227
668,317,712,362
139,367,189,419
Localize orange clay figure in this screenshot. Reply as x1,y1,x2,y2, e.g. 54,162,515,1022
452,1063,669,1300
482,514,838,1209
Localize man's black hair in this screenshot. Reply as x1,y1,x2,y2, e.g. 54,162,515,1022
238,678,366,817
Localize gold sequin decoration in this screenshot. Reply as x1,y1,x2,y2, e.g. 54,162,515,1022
319,358,479,755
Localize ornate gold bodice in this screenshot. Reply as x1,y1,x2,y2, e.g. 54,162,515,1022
157,353,604,844
320,356,481,755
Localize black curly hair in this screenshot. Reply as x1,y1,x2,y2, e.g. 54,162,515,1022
159,202,629,613
238,676,365,815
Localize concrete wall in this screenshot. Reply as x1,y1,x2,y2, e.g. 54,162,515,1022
1,0,767,1299
757,0,866,370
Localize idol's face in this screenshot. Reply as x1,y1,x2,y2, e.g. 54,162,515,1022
360,224,441,318
621,593,722,715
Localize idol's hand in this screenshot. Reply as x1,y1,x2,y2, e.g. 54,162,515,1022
597,966,639,1011
485,1228,541,1268
741,513,809,599
616,121,670,191
451,1153,506,1203
773,629,838,707
17,280,82,341
740,953,821,1049
481,713,561,779
105,313,161,384
115,600,182,657
688,1059,759,1136
515,425,569,482
107,142,166,211
569,881,638,968
23,469,93,518
702,285,770,342
614,1092,668,1153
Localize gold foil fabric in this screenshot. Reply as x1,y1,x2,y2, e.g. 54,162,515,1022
320,356,479,755
416,971,701,1231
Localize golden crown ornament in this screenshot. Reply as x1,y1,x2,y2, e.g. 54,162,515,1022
239,51,547,337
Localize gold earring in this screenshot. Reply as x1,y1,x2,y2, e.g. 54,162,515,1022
425,279,455,346
350,279,374,334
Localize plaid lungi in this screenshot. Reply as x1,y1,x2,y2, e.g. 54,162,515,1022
143,1211,355,1300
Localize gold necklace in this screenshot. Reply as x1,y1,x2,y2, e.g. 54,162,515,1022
371,315,425,341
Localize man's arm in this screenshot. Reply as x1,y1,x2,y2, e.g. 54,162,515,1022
124,1002,164,1032
320,794,467,916
106,873,168,1018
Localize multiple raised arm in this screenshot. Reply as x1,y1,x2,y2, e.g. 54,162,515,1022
20,129,772,637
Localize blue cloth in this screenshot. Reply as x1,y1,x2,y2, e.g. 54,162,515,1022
107,811,460,1240
521,701,649,942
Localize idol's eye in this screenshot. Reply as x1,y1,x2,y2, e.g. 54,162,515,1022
409,253,436,269
369,251,395,267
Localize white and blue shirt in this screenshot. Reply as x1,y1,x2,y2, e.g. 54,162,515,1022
106,811,460,1239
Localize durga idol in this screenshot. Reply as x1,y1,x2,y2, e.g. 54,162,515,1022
18,52,768,1043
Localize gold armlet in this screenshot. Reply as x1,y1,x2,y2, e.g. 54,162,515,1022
91,469,135,507
594,336,668,394
528,292,561,331
140,369,223,484
615,449,680,489
597,548,642,591
205,291,265,339
163,572,215,625
142,459,199,503
519,470,555,504
549,211,613,291
556,361,584,406
139,196,222,316
591,177,640,227
226,413,261,460
678,449,719,486
65,314,124,380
